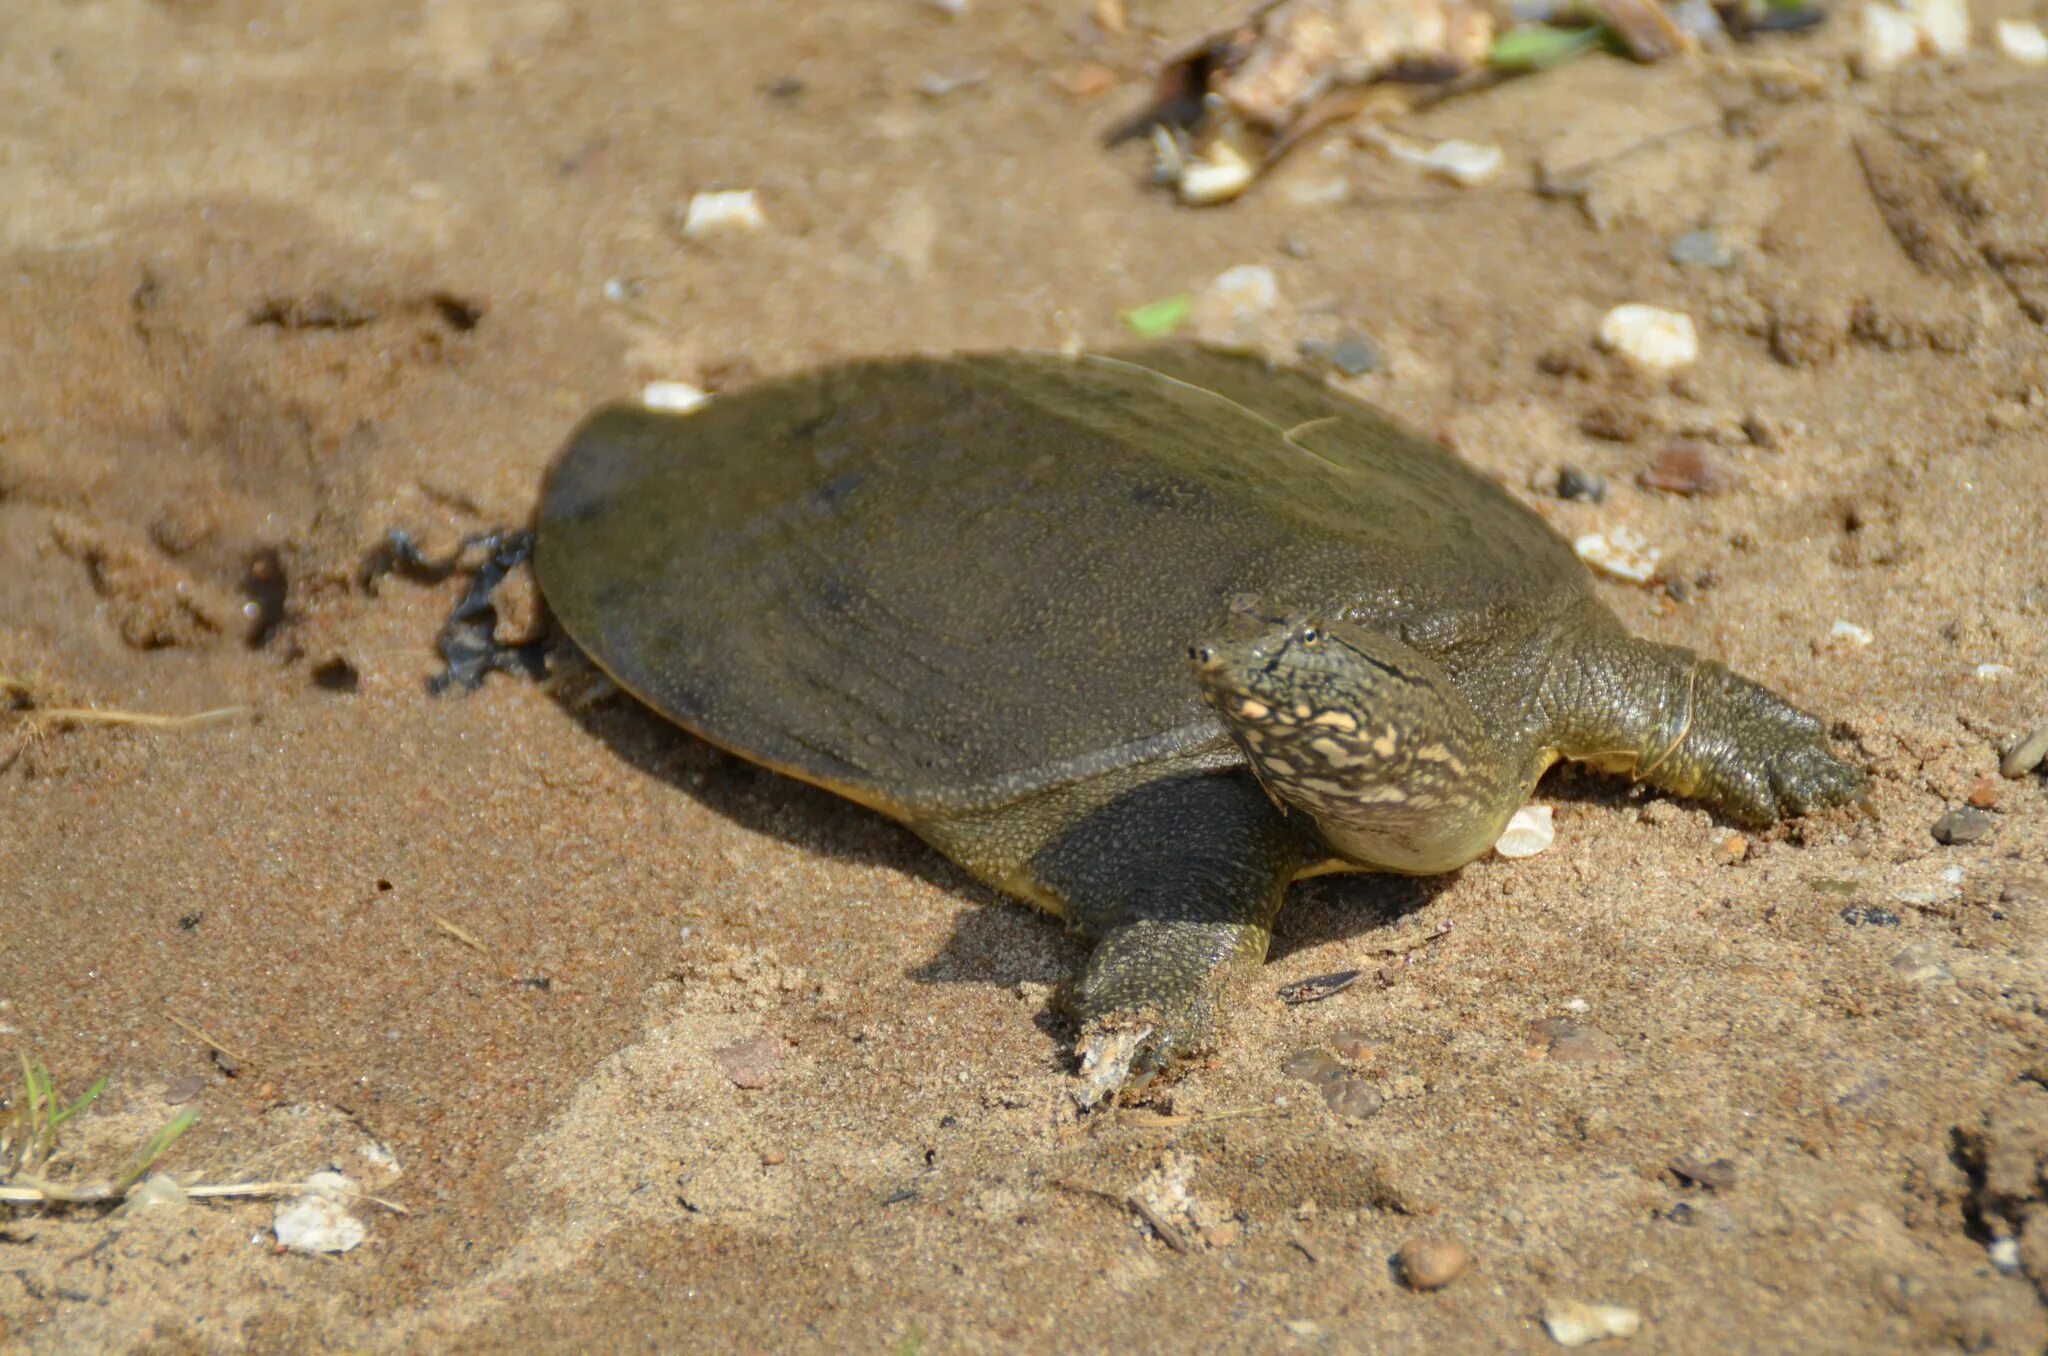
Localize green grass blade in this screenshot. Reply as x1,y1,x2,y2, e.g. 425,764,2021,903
116,1107,199,1194
1489,23,1604,70
51,1075,108,1133
1120,293,1191,338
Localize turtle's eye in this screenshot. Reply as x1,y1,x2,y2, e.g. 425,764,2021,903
1298,624,1323,647
1189,642,1218,668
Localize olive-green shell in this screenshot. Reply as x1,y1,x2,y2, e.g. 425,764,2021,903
535,346,1594,817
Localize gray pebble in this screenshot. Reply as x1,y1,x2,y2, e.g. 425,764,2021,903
1299,332,1381,377
1839,905,1901,928
1932,807,1994,846
1670,230,1739,269
1670,1156,1737,1191
1322,1076,1384,1120
1283,1047,1347,1085
2002,721,2048,779
1555,464,1607,503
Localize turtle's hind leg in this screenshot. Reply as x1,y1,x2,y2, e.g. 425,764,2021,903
1541,632,1867,824
1028,772,1308,1106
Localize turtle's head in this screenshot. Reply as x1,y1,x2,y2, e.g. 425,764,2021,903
1190,617,1513,874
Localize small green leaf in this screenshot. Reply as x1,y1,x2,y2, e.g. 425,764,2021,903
50,1075,108,1133
1120,293,1191,338
117,1106,199,1193
1489,23,1604,70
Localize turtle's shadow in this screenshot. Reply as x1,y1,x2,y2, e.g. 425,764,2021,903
561,688,981,894
553,679,1453,997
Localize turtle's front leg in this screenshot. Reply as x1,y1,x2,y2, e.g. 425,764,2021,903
1543,633,1867,824
1028,773,1306,1106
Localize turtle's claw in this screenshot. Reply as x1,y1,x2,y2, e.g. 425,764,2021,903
1072,1020,1180,1109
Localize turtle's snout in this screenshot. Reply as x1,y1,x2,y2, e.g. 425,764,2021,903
1189,641,1223,672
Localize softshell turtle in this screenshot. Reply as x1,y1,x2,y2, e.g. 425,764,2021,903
534,345,1864,1101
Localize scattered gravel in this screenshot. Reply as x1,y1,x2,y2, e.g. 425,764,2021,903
1597,303,1698,371
1931,806,1994,846
641,380,709,413
1575,526,1662,583
1283,1047,1347,1085
1527,1017,1623,1063
714,1032,783,1089
1996,18,2048,62
1300,332,1382,376
1322,1076,1385,1120
1494,805,1556,858
1839,905,1902,928
2001,721,2048,778
1555,464,1607,503
1828,619,1874,648
1395,1237,1471,1290
1639,444,1727,496
680,189,767,238
1891,943,1954,985
273,1172,366,1255
1670,1156,1737,1191
1329,1028,1376,1061
1544,1298,1642,1346
1668,230,1737,269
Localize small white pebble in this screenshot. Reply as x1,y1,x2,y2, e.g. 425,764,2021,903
1996,18,2048,62
273,1172,365,1255
1574,526,1662,583
1543,1298,1642,1347
1597,304,1699,371
1177,144,1257,206
1829,619,1874,648
1564,996,1591,1014
1494,805,1556,859
640,381,709,413
1364,128,1504,187
1906,0,1970,55
1204,264,1279,317
681,189,767,238
1859,2,1923,72
925,0,968,14
1991,1237,2023,1273
1975,663,2015,681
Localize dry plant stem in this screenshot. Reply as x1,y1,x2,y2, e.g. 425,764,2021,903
1,1177,408,1213
23,705,249,731
165,1014,250,1066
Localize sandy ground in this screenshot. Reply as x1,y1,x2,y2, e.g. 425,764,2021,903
4,1,2048,1350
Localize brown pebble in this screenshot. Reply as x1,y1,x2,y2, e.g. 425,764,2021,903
1052,62,1119,99
1967,777,2001,809
1671,1156,1738,1191
1639,442,1728,496
1329,1028,1377,1061
713,1032,782,1089
1932,806,1995,846
162,1075,209,1105
1283,1048,1347,1085
1396,1237,1470,1290
760,1148,788,1167
1526,1017,1624,1063
1205,1219,1245,1249
1721,833,1749,861
1322,1076,1384,1121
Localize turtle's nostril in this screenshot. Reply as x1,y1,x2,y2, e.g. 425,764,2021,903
1190,643,1218,669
